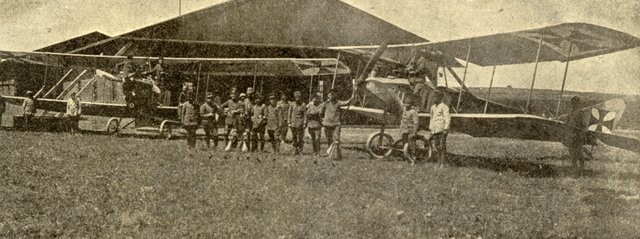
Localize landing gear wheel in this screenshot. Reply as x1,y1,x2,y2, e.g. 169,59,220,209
159,121,173,140
366,132,394,159
403,135,431,163
106,118,120,136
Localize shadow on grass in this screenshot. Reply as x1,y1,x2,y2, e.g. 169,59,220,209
441,153,563,178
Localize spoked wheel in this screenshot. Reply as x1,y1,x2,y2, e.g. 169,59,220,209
366,132,394,159
106,118,120,136
403,135,431,163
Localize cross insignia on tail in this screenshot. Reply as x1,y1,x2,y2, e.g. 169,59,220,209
588,108,616,134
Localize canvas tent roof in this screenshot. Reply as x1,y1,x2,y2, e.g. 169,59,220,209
119,0,426,47
36,31,110,53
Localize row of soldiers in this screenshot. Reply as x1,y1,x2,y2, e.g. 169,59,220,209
178,84,357,160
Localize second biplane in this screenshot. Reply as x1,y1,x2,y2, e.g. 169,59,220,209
338,23,640,160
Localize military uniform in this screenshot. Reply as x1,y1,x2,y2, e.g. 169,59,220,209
265,103,281,152
179,101,200,148
277,99,289,142
288,101,307,154
200,101,220,148
250,103,266,152
307,101,323,156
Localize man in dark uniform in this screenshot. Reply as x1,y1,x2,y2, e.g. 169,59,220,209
179,94,200,149
265,94,281,153
200,93,220,149
221,93,242,145
250,95,266,152
288,91,306,155
277,93,290,144
565,96,590,171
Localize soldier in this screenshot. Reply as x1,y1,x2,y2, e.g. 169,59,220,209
200,93,220,149
429,89,451,163
245,87,255,109
411,74,430,112
179,94,200,149
228,101,251,153
288,91,306,155
566,96,589,171
250,95,266,152
307,94,324,156
322,86,356,160
400,98,419,165
66,92,82,134
221,92,242,145
277,93,290,144
22,91,36,130
264,94,281,153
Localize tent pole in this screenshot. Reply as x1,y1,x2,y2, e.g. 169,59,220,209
526,34,544,114
206,74,210,95
253,62,257,89
331,52,341,90
483,65,497,114
309,75,314,100
196,62,202,102
555,42,573,117
456,40,472,111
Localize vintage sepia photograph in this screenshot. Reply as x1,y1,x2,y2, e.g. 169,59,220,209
0,0,639,238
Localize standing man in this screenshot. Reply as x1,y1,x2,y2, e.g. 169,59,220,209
250,95,266,152
151,57,170,105
322,86,356,160
265,94,281,153
400,98,419,165
307,94,324,156
412,75,430,112
200,93,220,149
288,91,306,155
429,88,451,163
221,92,242,146
66,92,82,134
22,91,36,130
0,94,5,129
277,93,290,144
244,88,255,110
179,94,200,149
565,96,590,171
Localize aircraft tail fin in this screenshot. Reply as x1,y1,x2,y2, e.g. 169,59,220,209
583,98,626,134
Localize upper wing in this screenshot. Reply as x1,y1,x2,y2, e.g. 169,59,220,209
334,23,640,67
0,50,351,77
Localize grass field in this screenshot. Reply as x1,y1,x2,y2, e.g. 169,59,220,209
1,129,639,238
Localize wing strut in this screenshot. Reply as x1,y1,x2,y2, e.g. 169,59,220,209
455,40,472,111
525,34,544,113
555,42,574,116
331,52,341,89
56,70,87,99
43,69,74,98
483,65,497,114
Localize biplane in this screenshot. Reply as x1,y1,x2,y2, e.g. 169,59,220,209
336,23,640,160
0,51,350,138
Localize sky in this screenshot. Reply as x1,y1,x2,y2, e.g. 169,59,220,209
0,0,639,95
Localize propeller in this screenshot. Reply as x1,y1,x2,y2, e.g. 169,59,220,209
355,42,388,85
